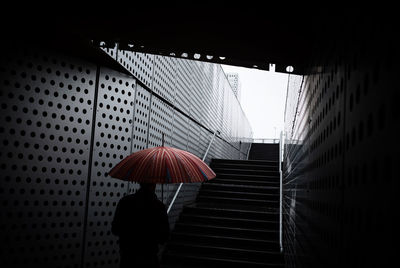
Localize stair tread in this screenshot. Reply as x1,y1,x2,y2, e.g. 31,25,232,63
211,179,279,185
187,205,279,215
211,164,279,170
171,231,279,244
195,202,279,213
182,214,279,224
203,183,279,190
176,222,279,233
200,189,279,196
212,159,278,164
164,253,283,266
198,196,278,202
167,242,281,255
213,167,279,172
208,182,278,188
216,173,279,178
212,161,278,166
212,178,279,184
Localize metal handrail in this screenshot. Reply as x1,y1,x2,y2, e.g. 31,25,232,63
253,138,280,144
167,131,217,214
240,137,280,144
279,131,284,253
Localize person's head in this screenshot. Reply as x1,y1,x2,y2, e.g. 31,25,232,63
139,182,156,193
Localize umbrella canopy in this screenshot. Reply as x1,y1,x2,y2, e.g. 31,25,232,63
108,146,216,183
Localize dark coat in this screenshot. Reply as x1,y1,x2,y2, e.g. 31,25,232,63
112,188,170,267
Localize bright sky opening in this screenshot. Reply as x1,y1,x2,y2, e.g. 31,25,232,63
222,65,289,139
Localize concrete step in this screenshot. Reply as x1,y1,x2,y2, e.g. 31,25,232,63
174,223,279,241
182,206,280,221
179,214,279,230
198,189,279,201
201,182,279,194
169,231,280,251
211,162,279,171
165,242,283,263
195,202,279,213
212,167,280,176
211,158,279,166
208,178,280,191
196,195,279,209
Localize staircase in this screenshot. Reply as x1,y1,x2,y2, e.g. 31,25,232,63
162,144,283,267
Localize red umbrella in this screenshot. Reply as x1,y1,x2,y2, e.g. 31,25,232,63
108,146,216,184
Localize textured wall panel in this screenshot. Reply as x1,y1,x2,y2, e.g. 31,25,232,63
187,120,201,158
283,30,397,267
152,56,177,103
174,60,192,114
215,68,225,134
200,63,215,127
100,43,117,60
118,50,154,89
148,97,173,147
131,84,151,152
83,68,136,268
189,61,205,123
0,49,96,268
171,111,189,151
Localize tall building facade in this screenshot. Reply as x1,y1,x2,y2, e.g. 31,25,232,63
226,73,242,101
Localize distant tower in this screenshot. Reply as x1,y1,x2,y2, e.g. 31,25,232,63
227,73,242,101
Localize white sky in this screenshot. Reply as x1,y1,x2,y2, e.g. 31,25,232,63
222,65,288,139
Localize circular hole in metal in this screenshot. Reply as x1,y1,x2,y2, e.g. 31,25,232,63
194,54,201,59
286,66,294,73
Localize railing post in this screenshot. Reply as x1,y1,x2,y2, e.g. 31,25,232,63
202,131,217,162
279,131,283,253
167,131,217,214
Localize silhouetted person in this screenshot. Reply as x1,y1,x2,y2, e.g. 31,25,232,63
112,183,170,268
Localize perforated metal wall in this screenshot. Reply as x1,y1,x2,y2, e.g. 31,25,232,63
175,60,192,114
171,111,189,151
100,43,117,60
148,96,173,147
131,84,151,152
189,61,206,124
0,44,253,268
0,48,96,268
83,68,135,267
118,50,154,89
152,56,177,103
187,120,201,158
282,30,397,267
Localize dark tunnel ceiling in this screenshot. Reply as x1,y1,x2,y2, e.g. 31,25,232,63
3,4,394,75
